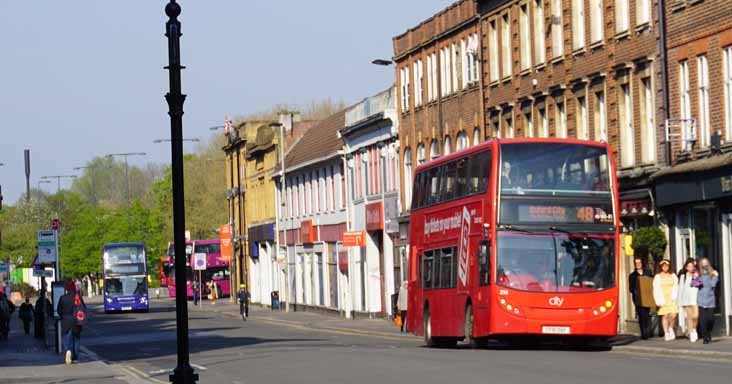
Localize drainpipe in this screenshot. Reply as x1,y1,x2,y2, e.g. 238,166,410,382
658,0,671,165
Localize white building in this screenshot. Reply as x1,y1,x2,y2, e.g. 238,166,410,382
340,87,402,317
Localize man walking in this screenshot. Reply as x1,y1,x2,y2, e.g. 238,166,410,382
19,297,34,335
238,285,249,321
57,280,86,365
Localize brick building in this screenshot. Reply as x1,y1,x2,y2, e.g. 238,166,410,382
652,0,732,336
477,0,666,229
394,0,672,334
393,0,485,254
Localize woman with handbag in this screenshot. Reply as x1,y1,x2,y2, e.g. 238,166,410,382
697,257,720,344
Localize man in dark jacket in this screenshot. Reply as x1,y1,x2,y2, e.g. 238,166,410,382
57,280,85,365
238,285,249,321
629,257,653,339
34,293,51,339
19,297,34,335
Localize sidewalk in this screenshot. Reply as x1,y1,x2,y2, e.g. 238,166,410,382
203,299,732,359
0,315,149,383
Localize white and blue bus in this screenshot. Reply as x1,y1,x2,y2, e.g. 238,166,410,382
103,242,149,313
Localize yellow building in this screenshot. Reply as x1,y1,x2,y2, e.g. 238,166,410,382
222,114,314,305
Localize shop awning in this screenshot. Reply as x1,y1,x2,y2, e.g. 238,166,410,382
619,189,653,217
652,153,732,207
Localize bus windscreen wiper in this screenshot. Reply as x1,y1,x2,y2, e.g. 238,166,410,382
499,224,539,234
549,226,588,237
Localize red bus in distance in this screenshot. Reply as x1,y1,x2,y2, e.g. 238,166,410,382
407,138,619,347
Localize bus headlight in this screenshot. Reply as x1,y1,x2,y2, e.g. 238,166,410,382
604,300,613,309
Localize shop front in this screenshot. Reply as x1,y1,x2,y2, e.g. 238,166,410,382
248,223,276,306
653,157,732,336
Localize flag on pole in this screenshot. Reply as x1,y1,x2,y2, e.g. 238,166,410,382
224,114,233,135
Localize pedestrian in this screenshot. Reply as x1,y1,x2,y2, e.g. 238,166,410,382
653,259,679,341
677,258,700,342
397,281,408,333
628,257,654,339
696,257,720,344
19,297,34,336
0,293,11,340
192,279,199,306
238,285,249,321
34,293,51,339
57,280,86,365
209,281,218,305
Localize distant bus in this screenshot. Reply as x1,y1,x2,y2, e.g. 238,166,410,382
193,239,231,298
167,239,231,299
407,138,619,347
103,243,149,313
167,241,193,298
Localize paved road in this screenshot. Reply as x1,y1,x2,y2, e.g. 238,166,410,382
82,300,732,384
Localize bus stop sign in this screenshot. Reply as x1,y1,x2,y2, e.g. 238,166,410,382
193,253,207,271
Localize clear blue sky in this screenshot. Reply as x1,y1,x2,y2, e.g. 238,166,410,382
0,0,452,204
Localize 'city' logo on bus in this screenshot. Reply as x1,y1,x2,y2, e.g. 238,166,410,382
548,296,564,306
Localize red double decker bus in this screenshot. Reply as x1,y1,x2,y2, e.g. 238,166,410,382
407,138,619,347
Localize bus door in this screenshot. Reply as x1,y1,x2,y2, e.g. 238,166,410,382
409,245,423,334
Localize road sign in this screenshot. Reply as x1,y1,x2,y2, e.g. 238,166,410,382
0,262,8,274
32,267,53,278
37,230,58,264
51,218,61,230
193,253,207,271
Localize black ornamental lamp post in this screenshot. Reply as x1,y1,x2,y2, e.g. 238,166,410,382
164,1,198,383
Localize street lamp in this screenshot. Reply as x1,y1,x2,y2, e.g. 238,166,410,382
372,59,394,66
74,164,111,206
40,175,77,193
37,179,52,190
164,1,197,383
105,152,146,204
153,138,200,144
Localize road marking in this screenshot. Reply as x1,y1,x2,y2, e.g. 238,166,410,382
148,369,172,376
191,363,208,371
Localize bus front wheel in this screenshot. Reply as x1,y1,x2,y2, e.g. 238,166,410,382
423,309,436,348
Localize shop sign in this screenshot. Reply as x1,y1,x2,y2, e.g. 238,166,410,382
365,202,384,231
721,176,732,193
342,231,366,247
338,251,349,274
300,220,316,244
220,224,233,262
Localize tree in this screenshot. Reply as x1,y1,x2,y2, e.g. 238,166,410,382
631,226,667,263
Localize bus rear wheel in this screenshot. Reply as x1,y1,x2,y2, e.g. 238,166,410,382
463,304,475,348
423,309,457,349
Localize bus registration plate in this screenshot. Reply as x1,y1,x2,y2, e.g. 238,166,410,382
542,326,570,334
122,306,132,311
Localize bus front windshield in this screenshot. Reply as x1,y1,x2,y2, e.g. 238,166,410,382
500,143,610,197
496,232,615,292
106,276,146,296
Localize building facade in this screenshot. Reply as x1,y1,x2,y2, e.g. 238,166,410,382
223,125,248,297
653,0,732,336
340,87,402,317
393,0,485,280
393,0,671,333
275,111,349,314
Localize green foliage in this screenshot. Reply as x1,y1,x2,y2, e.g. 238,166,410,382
631,226,668,261
11,282,36,299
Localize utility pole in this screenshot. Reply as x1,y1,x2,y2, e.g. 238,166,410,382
164,1,197,383
24,149,30,202
106,152,146,204
40,175,77,193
